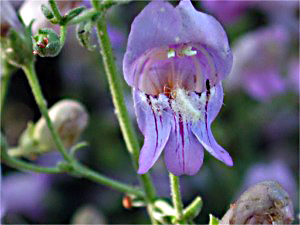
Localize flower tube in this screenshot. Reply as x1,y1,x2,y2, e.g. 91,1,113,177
123,0,233,176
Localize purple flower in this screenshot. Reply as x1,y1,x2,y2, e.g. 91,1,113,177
240,159,298,205
0,1,24,37
123,0,233,176
201,1,251,25
226,25,289,101
1,172,51,220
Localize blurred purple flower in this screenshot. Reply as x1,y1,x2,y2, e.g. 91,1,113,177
241,159,298,204
1,172,51,220
201,1,251,25
287,58,300,94
0,1,24,37
123,0,233,176
226,26,289,101
201,1,298,27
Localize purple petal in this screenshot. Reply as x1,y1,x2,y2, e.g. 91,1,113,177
133,89,172,174
176,0,233,81
202,1,251,25
243,67,286,101
123,0,233,90
191,83,233,166
164,117,204,176
123,1,182,87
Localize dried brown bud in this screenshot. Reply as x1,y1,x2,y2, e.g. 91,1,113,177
220,180,294,225
122,195,133,209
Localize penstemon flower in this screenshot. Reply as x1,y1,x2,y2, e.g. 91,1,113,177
123,0,233,176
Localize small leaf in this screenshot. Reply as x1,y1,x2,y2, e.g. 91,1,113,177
41,4,54,20
183,196,203,221
61,6,86,25
209,214,220,225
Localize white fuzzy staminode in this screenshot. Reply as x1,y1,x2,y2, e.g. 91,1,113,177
150,94,169,115
171,88,202,122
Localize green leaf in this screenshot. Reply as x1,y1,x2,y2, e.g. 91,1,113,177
183,196,203,221
41,4,54,20
61,6,86,25
209,214,220,225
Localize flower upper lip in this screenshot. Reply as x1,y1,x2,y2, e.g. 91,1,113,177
123,0,233,93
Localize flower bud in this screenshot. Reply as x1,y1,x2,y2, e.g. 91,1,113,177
33,99,89,153
71,205,106,224
220,180,294,224
76,20,96,51
33,28,61,57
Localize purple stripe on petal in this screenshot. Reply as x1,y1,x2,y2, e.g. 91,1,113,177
164,116,204,176
192,82,233,166
133,90,172,174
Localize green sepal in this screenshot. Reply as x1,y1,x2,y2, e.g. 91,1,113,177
8,122,40,158
61,6,86,25
33,28,61,57
153,199,175,224
41,4,54,20
183,196,203,221
76,20,96,51
0,16,34,67
209,214,220,225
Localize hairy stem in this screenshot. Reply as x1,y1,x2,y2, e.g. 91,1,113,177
0,67,12,118
91,0,157,223
22,62,73,162
169,173,186,224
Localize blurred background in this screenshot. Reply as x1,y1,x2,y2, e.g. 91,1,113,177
1,0,299,224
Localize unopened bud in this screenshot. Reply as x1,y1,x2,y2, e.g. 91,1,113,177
33,99,89,153
71,205,106,224
33,28,61,57
220,180,294,225
76,20,96,51
122,195,133,209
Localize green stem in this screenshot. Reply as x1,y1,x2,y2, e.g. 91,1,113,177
91,1,157,223
67,9,99,25
59,26,67,47
73,163,144,197
0,68,12,118
1,145,144,197
22,63,72,162
169,173,185,224
49,0,62,20
1,144,60,174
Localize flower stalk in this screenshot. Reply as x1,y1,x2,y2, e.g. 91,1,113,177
22,62,73,162
169,173,185,224
91,0,157,223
